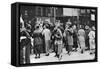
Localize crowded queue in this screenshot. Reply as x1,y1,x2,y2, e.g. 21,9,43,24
20,18,95,64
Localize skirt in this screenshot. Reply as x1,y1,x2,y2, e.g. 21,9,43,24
55,40,63,55
78,36,85,49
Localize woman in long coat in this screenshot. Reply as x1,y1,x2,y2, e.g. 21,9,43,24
67,26,73,55
78,27,85,54
54,27,63,60
33,25,43,58
72,25,78,51
63,25,69,51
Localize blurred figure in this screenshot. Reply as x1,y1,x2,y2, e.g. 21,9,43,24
20,32,26,64
85,25,90,50
88,26,95,54
78,25,85,54
20,18,31,64
72,25,78,51
42,25,51,56
54,27,63,60
67,25,73,55
20,31,31,64
63,24,69,52
33,25,43,58
52,25,58,54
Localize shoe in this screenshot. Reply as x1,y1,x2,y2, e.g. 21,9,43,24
81,50,83,54
45,53,49,56
75,49,77,52
54,54,57,57
67,51,71,55
57,55,59,58
90,52,93,55
68,53,71,56
37,56,40,58
58,55,62,61
35,56,38,59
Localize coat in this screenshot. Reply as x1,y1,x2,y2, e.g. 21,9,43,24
78,29,85,49
67,28,73,46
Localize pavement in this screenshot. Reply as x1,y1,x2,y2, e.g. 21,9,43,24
30,48,95,63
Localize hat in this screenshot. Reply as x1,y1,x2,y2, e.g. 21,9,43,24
35,24,39,29
92,26,95,30
85,25,89,29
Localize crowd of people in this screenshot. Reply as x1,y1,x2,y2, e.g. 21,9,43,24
20,16,96,64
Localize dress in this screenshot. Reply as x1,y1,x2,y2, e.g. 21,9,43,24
63,28,69,51
88,31,95,49
54,28,63,55
78,29,85,50
85,29,90,48
67,28,73,52
73,29,78,49
33,29,43,54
